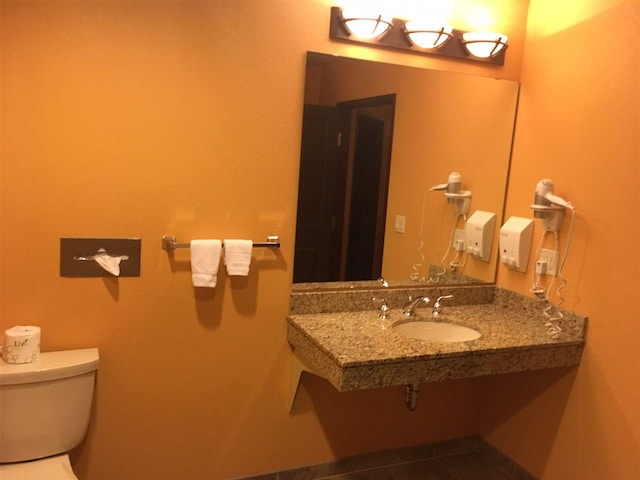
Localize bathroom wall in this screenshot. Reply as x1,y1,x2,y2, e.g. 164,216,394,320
486,0,640,478
5,0,638,479
0,1,527,479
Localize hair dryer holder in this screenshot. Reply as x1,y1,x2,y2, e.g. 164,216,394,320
446,191,472,215
531,204,565,232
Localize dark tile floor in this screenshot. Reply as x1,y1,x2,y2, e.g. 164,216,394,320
238,437,536,480
315,451,518,480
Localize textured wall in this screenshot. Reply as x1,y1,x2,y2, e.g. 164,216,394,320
1,1,535,479
489,0,640,478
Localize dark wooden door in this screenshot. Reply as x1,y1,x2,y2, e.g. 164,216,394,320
293,105,340,283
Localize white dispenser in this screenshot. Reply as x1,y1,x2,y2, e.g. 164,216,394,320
465,211,496,262
499,216,534,272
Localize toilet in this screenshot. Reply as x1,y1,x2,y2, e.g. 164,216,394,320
0,348,99,479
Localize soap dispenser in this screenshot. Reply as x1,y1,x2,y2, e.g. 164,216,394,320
499,216,534,272
465,210,496,262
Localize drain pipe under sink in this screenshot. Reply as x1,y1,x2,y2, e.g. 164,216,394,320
405,383,420,411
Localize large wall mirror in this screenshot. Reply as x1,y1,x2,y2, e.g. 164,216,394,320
294,51,519,289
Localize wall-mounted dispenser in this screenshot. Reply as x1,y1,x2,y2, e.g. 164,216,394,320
465,210,496,262
60,238,141,277
499,217,534,272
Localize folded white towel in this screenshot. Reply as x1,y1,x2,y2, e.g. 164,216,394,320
224,239,253,276
190,239,222,288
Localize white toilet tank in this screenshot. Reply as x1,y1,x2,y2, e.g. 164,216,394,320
0,348,99,464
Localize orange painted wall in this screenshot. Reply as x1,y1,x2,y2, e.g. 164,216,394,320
487,0,640,478
14,0,633,479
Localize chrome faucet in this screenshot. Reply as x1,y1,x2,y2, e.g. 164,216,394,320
432,295,453,318
403,296,430,317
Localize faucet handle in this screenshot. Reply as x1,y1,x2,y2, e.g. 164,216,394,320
434,294,453,308
433,294,453,318
402,295,413,309
372,297,390,319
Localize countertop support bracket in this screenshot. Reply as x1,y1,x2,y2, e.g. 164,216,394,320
289,349,323,413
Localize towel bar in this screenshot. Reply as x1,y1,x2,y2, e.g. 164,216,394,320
162,235,280,250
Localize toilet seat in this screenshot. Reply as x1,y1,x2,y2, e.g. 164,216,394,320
0,454,78,480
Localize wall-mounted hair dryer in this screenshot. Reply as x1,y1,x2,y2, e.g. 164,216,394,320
530,179,573,231
532,179,573,213
429,171,462,193
429,172,471,215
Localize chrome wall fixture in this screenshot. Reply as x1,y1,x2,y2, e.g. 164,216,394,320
329,7,508,66
161,235,280,250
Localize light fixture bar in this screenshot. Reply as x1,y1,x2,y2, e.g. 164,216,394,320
328,7,506,66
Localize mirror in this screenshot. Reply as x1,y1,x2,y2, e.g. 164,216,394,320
294,51,519,290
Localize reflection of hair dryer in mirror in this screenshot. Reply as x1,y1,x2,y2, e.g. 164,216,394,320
429,171,462,193
429,172,471,215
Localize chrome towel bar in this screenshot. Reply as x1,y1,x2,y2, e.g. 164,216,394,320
162,235,280,250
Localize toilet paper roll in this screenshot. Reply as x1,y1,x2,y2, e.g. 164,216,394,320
2,326,41,364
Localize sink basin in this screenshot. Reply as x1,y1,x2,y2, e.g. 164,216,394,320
392,320,481,343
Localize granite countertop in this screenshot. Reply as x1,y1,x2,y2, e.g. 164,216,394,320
287,286,586,392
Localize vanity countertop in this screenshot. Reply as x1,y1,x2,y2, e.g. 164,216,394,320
287,287,586,391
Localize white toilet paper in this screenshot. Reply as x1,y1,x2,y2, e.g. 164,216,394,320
2,326,41,364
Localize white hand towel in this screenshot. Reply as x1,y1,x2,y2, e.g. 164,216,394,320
224,239,253,276
190,239,222,288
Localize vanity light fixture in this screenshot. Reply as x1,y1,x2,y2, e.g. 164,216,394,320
404,22,453,49
329,7,507,66
339,8,393,40
461,32,509,58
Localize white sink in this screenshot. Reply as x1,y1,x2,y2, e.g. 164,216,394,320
393,320,481,343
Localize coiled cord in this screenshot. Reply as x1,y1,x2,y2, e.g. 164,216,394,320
529,208,577,338
410,189,430,282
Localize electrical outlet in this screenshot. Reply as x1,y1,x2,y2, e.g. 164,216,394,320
394,215,406,233
454,228,466,251
538,248,558,276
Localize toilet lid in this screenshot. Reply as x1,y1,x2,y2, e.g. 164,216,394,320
0,454,78,480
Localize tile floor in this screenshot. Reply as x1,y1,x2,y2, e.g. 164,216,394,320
315,451,521,480
239,436,536,480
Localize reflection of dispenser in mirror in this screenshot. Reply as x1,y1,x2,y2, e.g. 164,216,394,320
499,217,534,272
465,211,496,262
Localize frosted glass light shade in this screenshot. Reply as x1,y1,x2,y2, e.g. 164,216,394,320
462,32,508,58
405,23,453,49
341,9,393,39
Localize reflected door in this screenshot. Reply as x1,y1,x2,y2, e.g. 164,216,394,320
293,105,340,283
294,96,395,283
